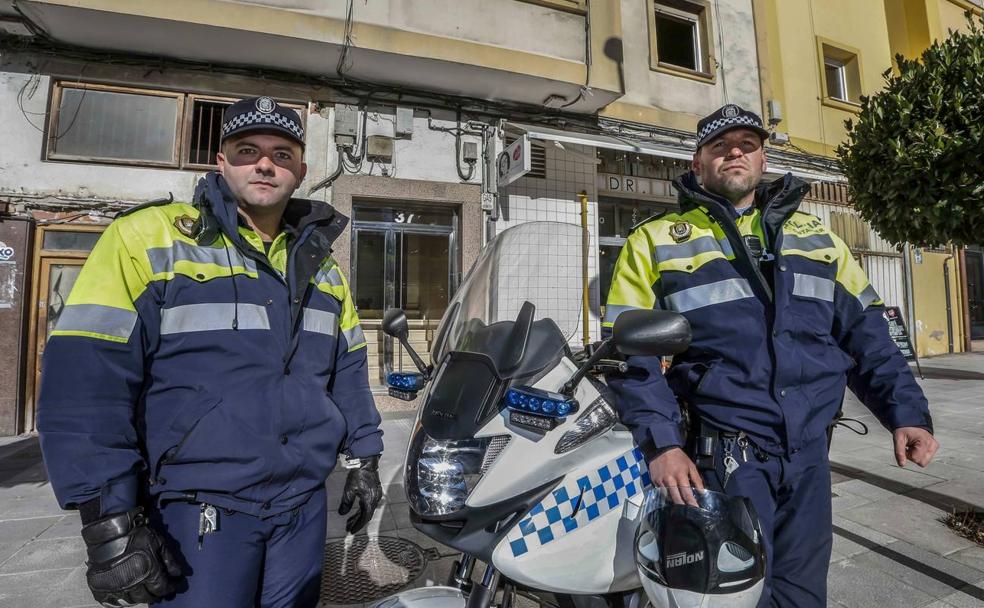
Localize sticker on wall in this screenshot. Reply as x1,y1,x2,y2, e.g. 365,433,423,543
0,261,15,309
0,241,13,261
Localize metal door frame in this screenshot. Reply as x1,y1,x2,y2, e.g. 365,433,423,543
966,248,984,340
350,204,460,384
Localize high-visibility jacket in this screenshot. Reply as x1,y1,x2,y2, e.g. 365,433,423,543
604,172,931,458
38,173,382,518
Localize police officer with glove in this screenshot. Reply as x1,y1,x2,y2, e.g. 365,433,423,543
605,104,938,607
38,97,384,607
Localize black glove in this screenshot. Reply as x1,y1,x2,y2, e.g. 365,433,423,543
338,455,382,534
81,507,182,607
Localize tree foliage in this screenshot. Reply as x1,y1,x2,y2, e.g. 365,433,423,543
838,14,984,247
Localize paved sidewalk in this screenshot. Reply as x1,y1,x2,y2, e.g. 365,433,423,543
1,353,983,607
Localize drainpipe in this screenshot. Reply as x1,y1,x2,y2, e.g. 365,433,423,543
944,253,954,354
959,247,972,352
579,190,591,348
902,244,918,355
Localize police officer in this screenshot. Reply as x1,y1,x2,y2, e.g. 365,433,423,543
605,104,939,607
38,97,384,607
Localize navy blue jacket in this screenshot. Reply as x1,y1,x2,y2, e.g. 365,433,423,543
604,172,931,458
38,174,382,517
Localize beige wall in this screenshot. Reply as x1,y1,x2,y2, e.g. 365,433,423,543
756,0,895,156
603,0,762,131
910,249,966,357
230,0,589,62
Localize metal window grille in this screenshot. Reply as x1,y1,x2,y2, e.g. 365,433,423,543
188,99,230,166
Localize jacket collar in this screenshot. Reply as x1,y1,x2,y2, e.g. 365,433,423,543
193,172,349,247
673,171,809,217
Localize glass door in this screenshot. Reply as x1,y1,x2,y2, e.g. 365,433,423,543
966,248,984,340
352,204,458,387
33,258,86,410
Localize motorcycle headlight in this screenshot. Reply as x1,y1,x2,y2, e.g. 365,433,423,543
554,396,618,454
405,430,510,517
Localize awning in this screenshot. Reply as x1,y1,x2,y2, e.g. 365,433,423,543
508,122,845,183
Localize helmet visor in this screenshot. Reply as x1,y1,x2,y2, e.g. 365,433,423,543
635,487,764,594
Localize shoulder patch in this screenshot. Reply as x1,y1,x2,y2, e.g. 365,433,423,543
115,193,175,219
629,210,669,235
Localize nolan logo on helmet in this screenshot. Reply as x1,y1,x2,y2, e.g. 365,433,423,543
666,551,705,568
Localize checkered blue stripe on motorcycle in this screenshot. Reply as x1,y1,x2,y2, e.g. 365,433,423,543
506,447,651,557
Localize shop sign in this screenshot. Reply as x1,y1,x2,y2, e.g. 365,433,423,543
498,135,531,187
598,173,673,197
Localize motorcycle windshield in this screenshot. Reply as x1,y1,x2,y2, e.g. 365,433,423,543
431,221,585,374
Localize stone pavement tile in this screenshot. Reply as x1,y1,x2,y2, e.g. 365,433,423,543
832,515,899,560
833,478,900,503
0,483,65,519
937,581,984,608
39,564,104,608
950,547,984,573
36,512,82,540
927,479,984,511
838,494,975,555
0,515,61,565
0,536,86,575
832,455,950,488
849,538,984,599
831,485,874,514
827,557,937,608
0,566,77,608
0,515,61,546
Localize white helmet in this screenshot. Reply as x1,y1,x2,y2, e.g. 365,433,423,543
634,487,765,608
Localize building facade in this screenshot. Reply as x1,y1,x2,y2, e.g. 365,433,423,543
0,0,978,435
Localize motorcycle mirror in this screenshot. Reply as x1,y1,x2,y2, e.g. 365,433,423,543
612,309,691,357
382,308,410,341
382,308,431,380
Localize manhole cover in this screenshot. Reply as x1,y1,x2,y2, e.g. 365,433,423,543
320,535,428,604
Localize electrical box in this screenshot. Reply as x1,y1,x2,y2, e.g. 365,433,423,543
767,100,783,126
395,107,414,138
334,104,359,146
481,192,495,212
769,131,790,145
366,135,394,162
462,141,479,163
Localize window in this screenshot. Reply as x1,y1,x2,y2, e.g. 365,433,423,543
46,82,304,169
185,96,232,168
598,197,677,307
649,0,713,80
48,84,181,166
818,40,862,106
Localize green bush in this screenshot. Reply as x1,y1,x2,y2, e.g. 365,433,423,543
838,14,984,247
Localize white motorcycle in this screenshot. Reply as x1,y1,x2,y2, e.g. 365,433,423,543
374,222,691,608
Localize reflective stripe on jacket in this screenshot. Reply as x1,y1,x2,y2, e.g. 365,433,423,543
38,173,382,517
604,171,931,458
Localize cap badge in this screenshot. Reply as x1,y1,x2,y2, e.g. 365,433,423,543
722,105,740,118
255,97,276,114
670,221,692,243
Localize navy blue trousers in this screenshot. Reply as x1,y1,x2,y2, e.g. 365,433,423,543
149,487,326,607
700,435,832,608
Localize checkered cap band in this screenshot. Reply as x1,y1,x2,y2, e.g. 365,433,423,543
221,110,304,143
505,446,652,558
696,115,763,147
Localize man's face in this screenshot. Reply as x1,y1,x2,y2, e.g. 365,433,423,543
692,128,767,203
216,132,307,212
